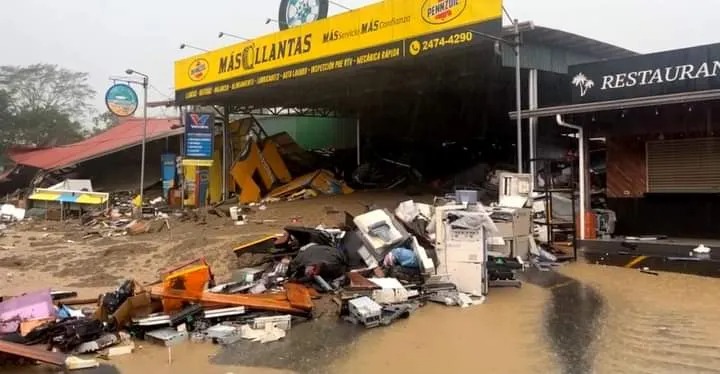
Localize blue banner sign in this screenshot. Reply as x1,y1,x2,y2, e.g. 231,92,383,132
184,112,214,159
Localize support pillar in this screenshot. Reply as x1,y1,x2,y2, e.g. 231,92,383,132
222,104,230,200
528,69,538,188
356,118,361,166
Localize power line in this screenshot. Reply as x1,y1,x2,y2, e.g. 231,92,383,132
148,84,172,100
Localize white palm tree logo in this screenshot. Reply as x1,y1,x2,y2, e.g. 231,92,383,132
572,73,595,97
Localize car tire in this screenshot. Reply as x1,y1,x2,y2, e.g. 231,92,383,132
278,0,329,30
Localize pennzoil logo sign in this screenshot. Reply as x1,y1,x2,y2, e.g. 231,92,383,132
422,0,466,24
188,58,209,81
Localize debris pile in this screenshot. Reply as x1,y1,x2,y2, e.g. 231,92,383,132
0,195,533,371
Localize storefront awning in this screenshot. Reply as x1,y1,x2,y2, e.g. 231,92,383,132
510,89,720,120
511,42,720,120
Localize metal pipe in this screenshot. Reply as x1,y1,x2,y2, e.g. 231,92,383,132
556,114,587,240
514,19,523,173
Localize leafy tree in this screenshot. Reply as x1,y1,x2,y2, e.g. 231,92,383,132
90,111,121,135
0,90,13,166
0,64,96,149
0,64,96,116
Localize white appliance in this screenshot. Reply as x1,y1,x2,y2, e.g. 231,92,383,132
498,173,532,208
434,205,488,297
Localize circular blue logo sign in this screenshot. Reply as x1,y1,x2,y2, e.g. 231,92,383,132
105,84,138,117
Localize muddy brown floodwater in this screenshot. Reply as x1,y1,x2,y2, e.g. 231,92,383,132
560,264,720,374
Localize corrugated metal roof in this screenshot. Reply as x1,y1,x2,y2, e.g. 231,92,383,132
512,26,637,60
499,25,637,74
8,118,182,170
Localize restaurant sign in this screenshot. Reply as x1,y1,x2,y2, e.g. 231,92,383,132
569,43,720,104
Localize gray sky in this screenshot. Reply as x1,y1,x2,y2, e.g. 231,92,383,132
1,0,718,121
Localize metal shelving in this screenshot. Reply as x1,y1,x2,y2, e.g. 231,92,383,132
531,158,578,261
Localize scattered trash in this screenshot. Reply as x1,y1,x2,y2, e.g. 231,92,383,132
640,267,659,276
65,356,100,370
239,324,286,343
346,296,382,328
0,189,537,372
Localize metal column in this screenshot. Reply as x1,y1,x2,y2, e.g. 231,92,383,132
222,105,230,200
356,118,361,166
514,19,523,173
528,69,538,186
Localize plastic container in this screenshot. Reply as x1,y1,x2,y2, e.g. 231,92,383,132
229,206,239,221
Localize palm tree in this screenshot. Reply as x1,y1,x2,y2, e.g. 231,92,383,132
572,73,587,88
582,79,595,96
572,73,594,96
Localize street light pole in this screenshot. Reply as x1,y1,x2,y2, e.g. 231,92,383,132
125,69,149,214
514,19,523,173
469,20,533,174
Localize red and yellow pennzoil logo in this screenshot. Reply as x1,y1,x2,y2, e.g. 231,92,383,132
421,0,467,24
188,58,209,81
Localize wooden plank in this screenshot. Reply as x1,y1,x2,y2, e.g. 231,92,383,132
0,340,67,368
150,287,311,314
284,283,313,311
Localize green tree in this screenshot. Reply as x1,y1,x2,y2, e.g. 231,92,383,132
0,90,14,166
0,64,96,147
90,111,121,135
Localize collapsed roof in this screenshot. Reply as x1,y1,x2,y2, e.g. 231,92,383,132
7,118,182,171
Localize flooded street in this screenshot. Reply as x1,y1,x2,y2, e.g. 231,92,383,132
563,264,720,374
5,263,720,373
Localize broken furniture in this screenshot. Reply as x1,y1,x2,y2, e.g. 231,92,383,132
230,136,292,204
28,179,110,221
0,289,55,334
0,340,68,369
150,283,313,316
160,260,214,313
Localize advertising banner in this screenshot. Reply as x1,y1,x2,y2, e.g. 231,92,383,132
161,153,177,198
569,43,720,104
174,0,502,104
184,112,214,160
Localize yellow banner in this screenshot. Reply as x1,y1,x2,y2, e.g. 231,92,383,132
175,0,501,93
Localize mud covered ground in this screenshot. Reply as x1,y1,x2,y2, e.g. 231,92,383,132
0,192,419,296
2,192,720,374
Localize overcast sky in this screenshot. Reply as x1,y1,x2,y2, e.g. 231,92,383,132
1,0,718,120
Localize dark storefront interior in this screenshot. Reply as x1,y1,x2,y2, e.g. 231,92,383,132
571,102,720,238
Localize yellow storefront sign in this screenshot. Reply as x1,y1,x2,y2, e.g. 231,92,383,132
174,0,501,101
